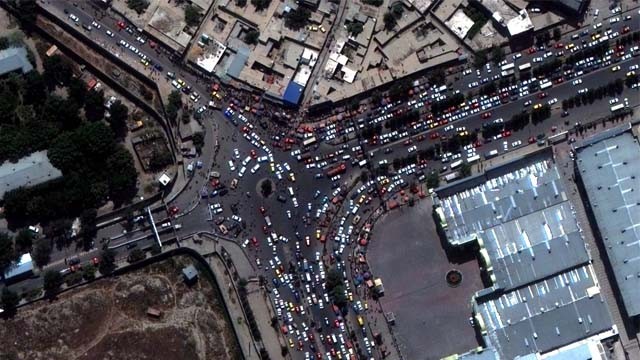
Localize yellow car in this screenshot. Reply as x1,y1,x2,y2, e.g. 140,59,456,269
627,71,636,77
177,78,186,87
611,65,621,72
315,229,321,240
288,338,294,348
533,103,542,110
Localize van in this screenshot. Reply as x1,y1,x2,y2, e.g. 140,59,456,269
288,187,294,197
265,216,272,227
277,195,287,203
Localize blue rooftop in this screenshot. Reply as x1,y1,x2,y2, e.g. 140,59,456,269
283,81,304,106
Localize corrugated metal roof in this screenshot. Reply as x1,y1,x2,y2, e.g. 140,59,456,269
0,47,33,75
0,151,62,200
575,130,640,317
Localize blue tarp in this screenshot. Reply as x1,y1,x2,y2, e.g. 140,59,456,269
283,81,304,106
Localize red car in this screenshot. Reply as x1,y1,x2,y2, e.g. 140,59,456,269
502,130,512,137
555,42,564,49
528,47,537,54
528,136,536,144
403,139,412,146
91,257,100,265
481,112,492,119
168,205,179,216
429,132,439,139
416,134,425,142
117,21,126,29
623,26,631,34
251,237,258,247
538,92,548,99
250,149,257,159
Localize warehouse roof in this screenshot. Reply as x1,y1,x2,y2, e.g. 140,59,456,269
575,130,640,317
0,47,33,76
0,151,62,200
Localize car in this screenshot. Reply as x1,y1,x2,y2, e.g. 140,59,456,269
481,112,492,119
533,103,542,110
69,14,79,22
547,98,558,105
538,92,548,99
407,145,417,153
91,21,101,29
511,140,522,147
572,79,582,85
611,65,621,72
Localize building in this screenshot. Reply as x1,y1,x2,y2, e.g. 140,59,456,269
551,0,589,18
3,253,34,285
182,264,199,285
470,0,533,38
574,125,640,319
0,151,63,200
434,150,616,359
0,47,33,77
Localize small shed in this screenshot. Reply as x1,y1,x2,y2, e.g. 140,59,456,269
182,265,199,285
146,307,163,318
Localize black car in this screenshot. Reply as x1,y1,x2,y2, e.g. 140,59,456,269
219,188,229,197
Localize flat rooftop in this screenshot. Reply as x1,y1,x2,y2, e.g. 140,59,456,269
434,152,615,359
575,129,640,317
0,151,62,200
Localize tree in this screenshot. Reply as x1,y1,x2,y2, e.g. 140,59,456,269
43,55,73,88
126,0,149,14
107,100,129,138
8,0,37,28
347,22,363,36
1,287,20,316
251,0,271,11
331,284,348,307
491,46,505,65
149,148,173,171
127,248,146,263
32,239,52,268
22,71,46,106
43,270,63,295
84,89,106,122
244,29,260,45
80,208,98,249
192,132,205,152
428,68,446,86
553,27,562,41
460,163,472,178
0,232,16,273
106,147,138,204
184,4,202,28
235,0,247,6
67,77,88,107
362,0,383,5
166,90,183,122
99,247,116,275
383,11,397,31
14,229,34,253
260,180,273,197
325,268,343,293
82,263,96,281
285,6,311,31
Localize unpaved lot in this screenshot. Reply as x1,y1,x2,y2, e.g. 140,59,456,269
0,255,242,360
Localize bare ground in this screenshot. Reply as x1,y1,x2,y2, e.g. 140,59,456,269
0,255,242,360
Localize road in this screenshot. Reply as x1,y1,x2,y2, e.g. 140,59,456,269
12,1,640,359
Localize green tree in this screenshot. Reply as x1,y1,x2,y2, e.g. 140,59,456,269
80,208,98,250
244,29,260,45
32,238,52,268
184,4,202,28
331,284,348,307
43,270,63,295
460,163,472,178
362,0,383,5
43,55,73,88
347,22,363,36
235,0,247,6
106,147,138,204
84,89,106,122
251,0,271,11
192,132,205,152
107,100,129,138
67,77,88,107
166,90,183,122
491,46,505,65
22,71,46,106
126,0,149,14
285,6,311,31
148,148,173,171
553,27,562,41
325,268,343,293
127,248,146,263
99,247,116,275
14,229,34,252
0,232,16,273
426,171,440,188
260,180,273,197
383,11,397,31
1,287,20,316
82,262,97,281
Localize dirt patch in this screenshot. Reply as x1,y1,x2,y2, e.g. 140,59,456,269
0,255,242,360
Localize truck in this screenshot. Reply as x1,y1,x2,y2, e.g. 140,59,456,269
501,63,515,72
539,80,553,90
450,159,463,170
610,103,625,112
326,163,347,177
444,172,459,182
484,149,499,159
518,62,531,71
302,136,317,147
467,154,481,163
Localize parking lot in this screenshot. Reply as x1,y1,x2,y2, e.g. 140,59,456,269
368,198,484,360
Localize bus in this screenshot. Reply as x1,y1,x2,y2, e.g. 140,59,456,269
501,69,515,77
450,159,463,170
518,62,531,71
302,136,317,147
467,154,481,163
610,103,625,112
484,149,499,159
501,63,515,72
539,80,553,90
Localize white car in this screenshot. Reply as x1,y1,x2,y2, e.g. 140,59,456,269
572,79,582,85
511,140,522,148
228,160,235,172
91,21,101,29
106,29,114,37
503,141,509,151
547,98,558,105
69,14,79,22
407,145,417,153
